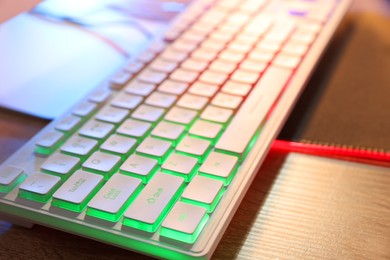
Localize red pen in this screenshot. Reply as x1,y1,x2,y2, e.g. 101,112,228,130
271,139,390,163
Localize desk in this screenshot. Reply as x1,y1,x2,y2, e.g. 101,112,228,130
1,0,390,259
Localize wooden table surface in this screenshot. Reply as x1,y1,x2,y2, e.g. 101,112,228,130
1,1,390,259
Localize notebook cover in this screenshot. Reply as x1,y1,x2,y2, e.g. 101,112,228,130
278,13,390,153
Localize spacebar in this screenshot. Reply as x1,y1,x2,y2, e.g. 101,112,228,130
215,67,292,156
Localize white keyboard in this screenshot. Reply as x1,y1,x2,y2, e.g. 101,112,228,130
0,0,351,258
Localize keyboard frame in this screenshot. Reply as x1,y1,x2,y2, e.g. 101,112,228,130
0,0,352,259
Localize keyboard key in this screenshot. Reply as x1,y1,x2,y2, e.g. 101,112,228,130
161,153,198,181
145,92,177,108
131,105,165,123
61,136,98,157
125,80,155,96
170,68,199,84
79,120,114,139
188,82,219,97
176,94,208,111
176,136,211,161
87,174,142,222
161,48,188,63
171,39,198,53
181,175,224,212
191,48,218,62
199,70,228,86
273,54,301,69
231,69,261,85
180,58,209,72
165,107,197,125
160,201,208,243
123,172,184,232
52,170,103,212
36,131,64,153
136,137,172,162
55,115,81,132
18,173,61,202
248,50,274,63
211,93,243,109
41,153,80,175
151,121,185,144
111,93,143,110
149,59,178,73
218,50,245,64
137,69,167,85
281,41,309,56
110,71,132,89
200,105,233,124
239,60,267,74
158,80,188,95
216,67,292,156
263,18,296,43
120,154,158,183
124,60,144,74
100,134,137,155
199,152,238,185
221,81,252,97
136,50,156,64
88,89,111,104
95,106,129,124
116,119,151,138
0,166,25,193
257,39,282,54
189,120,222,140
209,60,237,74
83,151,121,178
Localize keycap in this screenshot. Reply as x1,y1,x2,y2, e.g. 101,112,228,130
88,89,111,104
199,152,238,185
209,60,237,74
191,48,218,62
231,69,261,85
218,50,245,64
161,153,198,181
110,71,132,89
111,93,143,110
257,39,282,53
100,134,137,155
123,172,184,232
221,81,252,97
273,54,301,69
131,105,165,123
61,136,98,157
83,151,121,178
36,131,64,152
211,93,242,110
176,136,211,161
52,170,103,212
181,175,224,212
160,201,208,243
125,80,155,96
149,59,178,73
41,153,80,175
145,92,177,108
239,60,267,74
120,154,158,183
189,120,222,140
180,58,209,72
151,121,185,144
124,60,144,74
263,18,296,43
170,68,199,84
79,120,114,139
281,41,309,56
199,70,228,86
200,105,233,124
116,118,151,138
171,40,198,53
136,137,172,162
165,107,197,125
188,82,219,97
136,51,156,64
18,173,61,202
95,106,129,124
248,50,274,63
158,80,188,95
176,94,208,111
0,166,25,193
55,115,81,132
137,69,167,85
216,67,292,156
161,48,188,63
87,174,142,222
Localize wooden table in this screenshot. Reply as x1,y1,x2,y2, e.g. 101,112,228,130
1,1,390,259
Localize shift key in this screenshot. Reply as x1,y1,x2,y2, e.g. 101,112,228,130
123,172,184,232
52,170,103,212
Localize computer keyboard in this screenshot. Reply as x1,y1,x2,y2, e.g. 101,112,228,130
0,0,351,258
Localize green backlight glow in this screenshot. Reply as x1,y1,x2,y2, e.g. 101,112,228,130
0,174,26,193
160,214,209,244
